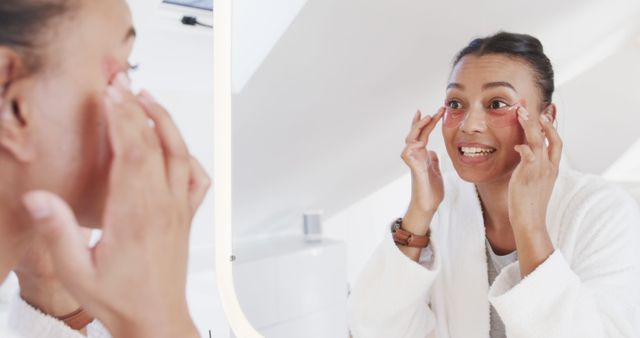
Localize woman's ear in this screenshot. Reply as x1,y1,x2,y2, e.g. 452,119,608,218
0,47,35,163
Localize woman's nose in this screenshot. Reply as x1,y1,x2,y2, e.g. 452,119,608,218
460,107,487,134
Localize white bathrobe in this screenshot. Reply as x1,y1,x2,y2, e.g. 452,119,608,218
347,168,640,338
6,293,111,338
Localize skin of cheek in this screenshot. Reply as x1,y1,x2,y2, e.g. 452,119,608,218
103,56,122,84
490,98,527,130
443,107,465,128
486,105,519,128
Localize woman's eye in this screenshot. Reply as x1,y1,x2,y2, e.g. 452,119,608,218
447,100,462,109
489,100,508,109
127,62,140,74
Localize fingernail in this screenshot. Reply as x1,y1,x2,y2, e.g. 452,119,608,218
23,193,51,220
115,72,130,89
106,86,123,103
540,114,550,123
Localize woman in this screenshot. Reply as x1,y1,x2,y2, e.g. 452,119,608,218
0,1,209,337
347,32,640,338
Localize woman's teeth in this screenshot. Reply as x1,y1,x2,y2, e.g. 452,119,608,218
460,147,496,157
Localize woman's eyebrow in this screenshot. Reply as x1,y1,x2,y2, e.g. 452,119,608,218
446,82,464,90
482,81,517,92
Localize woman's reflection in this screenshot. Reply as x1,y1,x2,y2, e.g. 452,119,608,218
348,32,640,338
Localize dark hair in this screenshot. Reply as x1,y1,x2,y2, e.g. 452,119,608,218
453,32,554,107
0,1,74,73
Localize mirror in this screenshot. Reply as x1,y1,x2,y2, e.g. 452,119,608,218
230,0,640,337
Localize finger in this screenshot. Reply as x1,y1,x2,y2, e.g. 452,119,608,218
22,191,96,297
138,90,191,199
411,110,421,126
401,141,427,163
514,144,536,163
113,73,141,105
187,156,211,217
102,91,169,232
109,73,162,152
428,150,442,178
104,88,162,158
539,114,563,166
103,88,165,191
418,107,445,144
403,141,427,155
516,106,546,155
405,114,433,144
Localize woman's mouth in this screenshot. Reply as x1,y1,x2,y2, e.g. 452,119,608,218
459,146,496,157
457,143,496,164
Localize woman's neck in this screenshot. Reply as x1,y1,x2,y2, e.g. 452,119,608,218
475,174,517,254
0,203,33,283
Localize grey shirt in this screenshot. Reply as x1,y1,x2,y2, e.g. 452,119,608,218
486,240,518,338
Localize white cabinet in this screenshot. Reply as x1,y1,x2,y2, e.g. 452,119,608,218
232,236,348,338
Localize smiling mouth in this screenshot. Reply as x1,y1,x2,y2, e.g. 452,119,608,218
458,146,497,157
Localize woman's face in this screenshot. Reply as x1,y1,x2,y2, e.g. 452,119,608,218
4,0,135,226
442,54,548,185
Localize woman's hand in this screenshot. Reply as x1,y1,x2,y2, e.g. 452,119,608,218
13,229,91,322
401,108,446,215
508,105,562,276
399,108,444,261
21,73,210,338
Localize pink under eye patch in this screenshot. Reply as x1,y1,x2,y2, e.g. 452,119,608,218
443,105,519,129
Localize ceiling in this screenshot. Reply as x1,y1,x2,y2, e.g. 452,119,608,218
163,0,213,11
231,0,640,239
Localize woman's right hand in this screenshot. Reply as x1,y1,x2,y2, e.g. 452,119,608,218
401,108,445,216
21,73,210,338
398,108,444,261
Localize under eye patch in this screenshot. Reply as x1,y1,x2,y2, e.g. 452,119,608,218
443,104,519,129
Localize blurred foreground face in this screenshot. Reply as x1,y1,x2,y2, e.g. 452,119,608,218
0,0,136,227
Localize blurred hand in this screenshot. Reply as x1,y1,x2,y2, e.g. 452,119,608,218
21,73,210,338
13,229,91,319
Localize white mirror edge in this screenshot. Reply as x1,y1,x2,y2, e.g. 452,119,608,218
213,0,263,336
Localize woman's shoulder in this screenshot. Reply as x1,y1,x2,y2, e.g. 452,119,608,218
550,168,640,241
555,168,638,212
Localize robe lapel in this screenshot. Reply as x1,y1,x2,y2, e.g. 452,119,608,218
442,180,491,338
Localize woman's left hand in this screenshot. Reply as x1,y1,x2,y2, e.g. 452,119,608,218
508,105,562,276
13,229,92,319
508,105,562,230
